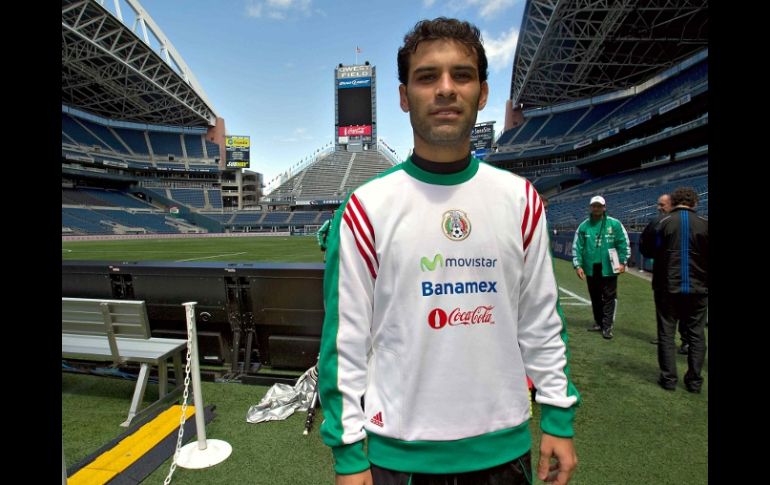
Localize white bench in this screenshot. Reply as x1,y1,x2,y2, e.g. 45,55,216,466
61,297,187,427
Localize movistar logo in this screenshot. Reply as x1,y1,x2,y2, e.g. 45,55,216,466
421,254,444,272
420,253,497,272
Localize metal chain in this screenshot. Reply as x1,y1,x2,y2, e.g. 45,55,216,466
163,310,195,485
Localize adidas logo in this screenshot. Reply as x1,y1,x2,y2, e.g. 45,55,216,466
370,411,384,427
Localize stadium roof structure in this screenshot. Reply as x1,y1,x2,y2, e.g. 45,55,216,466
510,0,709,109
62,0,218,127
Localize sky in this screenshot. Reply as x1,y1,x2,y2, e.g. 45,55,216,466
129,0,526,187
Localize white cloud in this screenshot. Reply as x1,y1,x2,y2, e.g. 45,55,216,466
275,127,313,143
245,0,314,20
246,2,263,17
429,0,519,19
477,0,517,18
482,27,518,72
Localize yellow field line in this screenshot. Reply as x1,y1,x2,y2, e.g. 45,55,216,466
69,405,195,485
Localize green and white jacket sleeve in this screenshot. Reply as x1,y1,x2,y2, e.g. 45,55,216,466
571,221,585,269
518,188,580,437
318,196,375,475
316,219,331,250
614,219,631,264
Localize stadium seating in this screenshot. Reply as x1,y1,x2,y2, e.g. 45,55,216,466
113,127,151,155
268,147,395,202
205,141,220,158
148,132,184,157
184,134,206,158
494,59,708,154
568,98,628,137
535,107,589,140
207,189,223,209
62,114,111,150
80,120,130,154
169,188,206,208
508,116,548,145
62,188,151,209
545,156,708,230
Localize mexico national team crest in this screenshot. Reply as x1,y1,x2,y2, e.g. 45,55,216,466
442,210,471,241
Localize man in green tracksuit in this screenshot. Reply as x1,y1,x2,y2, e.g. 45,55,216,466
572,195,630,339
317,215,333,261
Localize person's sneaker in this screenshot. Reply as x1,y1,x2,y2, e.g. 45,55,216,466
678,343,689,355
657,377,676,391
649,339,659,344
684,373,702,393
588,324,601,332
602,327,613,339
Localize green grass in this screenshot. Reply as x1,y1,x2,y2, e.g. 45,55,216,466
62,237,707,484
545,262,708,485
62,236,324,263
62,374,334,484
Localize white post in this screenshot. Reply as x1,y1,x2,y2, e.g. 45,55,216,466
184,302,208,449
175,302,232,469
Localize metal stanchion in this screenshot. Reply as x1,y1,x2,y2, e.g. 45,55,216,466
303,358,320,435
175,302,232,469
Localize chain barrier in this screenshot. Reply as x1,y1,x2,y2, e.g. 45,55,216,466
163,306,195,485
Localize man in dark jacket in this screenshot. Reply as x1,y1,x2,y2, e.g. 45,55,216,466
640,187,708,393
641,193,688,352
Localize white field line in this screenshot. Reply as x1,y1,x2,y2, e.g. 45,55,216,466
558,286,591,306
175,252,247,262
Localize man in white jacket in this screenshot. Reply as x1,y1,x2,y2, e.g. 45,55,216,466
319,17,580,485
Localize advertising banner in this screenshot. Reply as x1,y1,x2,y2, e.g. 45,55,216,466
597,127,620,141
337,77,371,89
573,138,593,149
338,125,372,136
225,135,250,168
470,122,495,151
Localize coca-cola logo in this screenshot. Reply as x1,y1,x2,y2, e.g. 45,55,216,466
427,306,495,329
338,125,372,136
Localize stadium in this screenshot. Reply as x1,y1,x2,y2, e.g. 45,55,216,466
62,1,708,483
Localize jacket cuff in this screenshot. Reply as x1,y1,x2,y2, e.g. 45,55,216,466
540,404,576,438
332,441,370,475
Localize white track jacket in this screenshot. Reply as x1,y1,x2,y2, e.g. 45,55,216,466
318,157,580,475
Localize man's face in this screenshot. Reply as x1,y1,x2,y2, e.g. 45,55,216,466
399,39,488,151
657,195,671,213
590,203,606,218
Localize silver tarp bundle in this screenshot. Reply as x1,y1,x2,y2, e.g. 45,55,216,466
246,366,318,423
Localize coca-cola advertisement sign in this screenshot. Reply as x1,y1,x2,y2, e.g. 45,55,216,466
427,306,496,329
338,125,372,136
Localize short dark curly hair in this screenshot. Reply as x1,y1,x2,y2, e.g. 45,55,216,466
671,187,699,208
397,17,488,85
